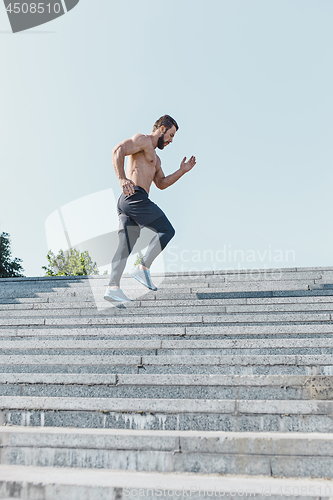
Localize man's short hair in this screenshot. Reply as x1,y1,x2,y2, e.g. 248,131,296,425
152,115,179,132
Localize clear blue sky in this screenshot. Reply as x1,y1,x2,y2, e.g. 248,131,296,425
1,0,333,276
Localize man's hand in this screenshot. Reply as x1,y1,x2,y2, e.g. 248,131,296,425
120,178,136,196
180,156,196,173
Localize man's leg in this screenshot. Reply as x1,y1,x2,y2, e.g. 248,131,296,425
140,215,175,269
108,217,140,288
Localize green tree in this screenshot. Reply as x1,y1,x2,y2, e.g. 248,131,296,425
0,232,24,278
42,248,99,276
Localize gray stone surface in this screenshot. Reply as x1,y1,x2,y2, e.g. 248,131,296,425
271,456,333,478
1,346,330,357
0,396,333,418
0,373,331,400
0,266,333,485
0,337,332,350
2,410,333,433
1,326,186,339
44,315,203,326
203,312,332,323
0,355,141,365
0,318,44,326
6,383,324,401
141,354,333,366
186,323,333,335
138,365,321,375
0,396,237,413
2,297,333,316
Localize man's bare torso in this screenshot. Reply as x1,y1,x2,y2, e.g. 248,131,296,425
126,135,159,195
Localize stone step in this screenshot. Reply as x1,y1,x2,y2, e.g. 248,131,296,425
0,278,316,293
3,268,312,278
0,366,328,376
0,337,332,347
5,294,333,307
0,267,331,284
1,396,333,432
0,427,333,479
2,324,333,342
0,372,328,388
1,265,332,278
0,373,331,400
3,279,324,300
0,271,326,289
185,323,333,337
1,312,332,328
2,288,333,306
0,326,187,340
0,353,330,369
0,345,330,357
3,302,333,318
0,279,320,299
0,349,331,357
3,294,333,310
0,336,332,351
84,280,317,291
0,464,331,500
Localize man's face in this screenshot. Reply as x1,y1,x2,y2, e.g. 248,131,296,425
157,125,177,150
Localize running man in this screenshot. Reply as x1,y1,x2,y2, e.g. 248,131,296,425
104,115,196,302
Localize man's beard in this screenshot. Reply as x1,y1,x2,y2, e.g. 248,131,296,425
157,134,165,150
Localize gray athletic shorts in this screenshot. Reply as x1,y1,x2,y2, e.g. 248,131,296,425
117,185,166,230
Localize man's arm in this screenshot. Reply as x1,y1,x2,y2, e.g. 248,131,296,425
112,134,151,195
153,156,196,190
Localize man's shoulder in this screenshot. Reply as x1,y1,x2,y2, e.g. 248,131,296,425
131,133,153,147
114,133,153,156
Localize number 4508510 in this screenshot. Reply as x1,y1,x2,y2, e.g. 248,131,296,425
6,3,62,14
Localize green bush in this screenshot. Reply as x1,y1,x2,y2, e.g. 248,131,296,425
42,248,99,276
0,232,24,278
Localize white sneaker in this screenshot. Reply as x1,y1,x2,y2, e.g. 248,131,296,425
131,266,157,291
103,288,133,302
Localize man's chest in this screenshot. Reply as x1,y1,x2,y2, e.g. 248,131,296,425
133,148,158,168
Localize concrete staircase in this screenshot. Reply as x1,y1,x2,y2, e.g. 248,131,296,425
0,266,333,499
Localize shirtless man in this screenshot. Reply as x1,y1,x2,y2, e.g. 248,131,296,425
104,115,196,302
